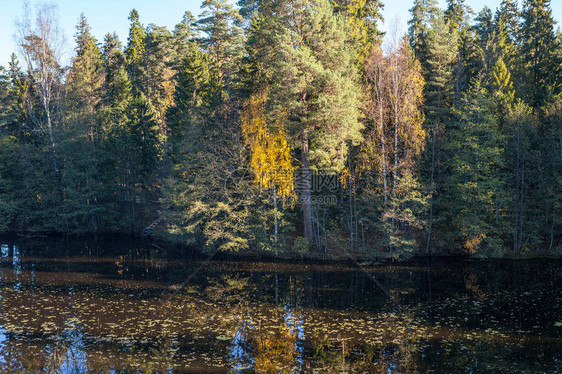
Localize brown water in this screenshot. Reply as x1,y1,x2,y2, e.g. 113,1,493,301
0,235,560,373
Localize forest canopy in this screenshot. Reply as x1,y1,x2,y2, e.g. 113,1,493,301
0,0,560,258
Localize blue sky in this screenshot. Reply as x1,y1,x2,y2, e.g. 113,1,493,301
0,0,560,67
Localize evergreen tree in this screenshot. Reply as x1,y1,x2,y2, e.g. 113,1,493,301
103,64,138,232
444,80,507,255
167,49,210,150
197,0,244,99
103,32,125,88
263,0,363,247
491,57,515,122
455,24,480,94
332,0,385,62
491,16,516,72
418,13,459,251
6,54,27,133
125,9,146,91
144,24,176,170
237,0,261,23
469,7,516,90
239,12,268,97
519,0,560,108
173,11,197,58
423,14,458,125
408,0,439,58
540,97,562,252
444,0,472,33
0,66,19,230
444,0,474,96
473,6,493,43
496,0,520,43
62,14,106,231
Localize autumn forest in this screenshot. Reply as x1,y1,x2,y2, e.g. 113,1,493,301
0,0,561,259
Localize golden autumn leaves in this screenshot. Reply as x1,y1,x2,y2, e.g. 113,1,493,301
241,87,296,203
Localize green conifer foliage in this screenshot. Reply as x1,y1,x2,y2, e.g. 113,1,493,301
520,0,560,107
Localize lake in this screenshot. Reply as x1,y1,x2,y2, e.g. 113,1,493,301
0,235,560,373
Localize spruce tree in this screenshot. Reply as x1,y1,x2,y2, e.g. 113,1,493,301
103,63,139,232
444,80,507,254
197,0,244,99
421,13,458,251
496,0,520,43
444,0,472,33
408,0,439,58
424,14,458,125
62,14,106,231
540,98,562,252
125,9,146,91
519,0,560,108
0,66,19,231
470,7,516,90
144,24,176,171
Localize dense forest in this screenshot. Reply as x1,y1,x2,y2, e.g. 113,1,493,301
0,0,560,258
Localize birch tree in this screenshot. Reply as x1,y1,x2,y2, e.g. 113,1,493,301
16,3,65,173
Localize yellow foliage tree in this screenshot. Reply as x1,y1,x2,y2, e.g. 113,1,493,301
241,87,296,249
241,88,295,202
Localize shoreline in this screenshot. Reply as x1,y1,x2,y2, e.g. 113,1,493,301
1,231,561,262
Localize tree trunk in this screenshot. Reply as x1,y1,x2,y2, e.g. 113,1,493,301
274,185,278,254
380,101,387,204
348,156,354,251
301,134,313,243
44,97,58,173
426,125,436,254
393,117,398,197
514,121,521,251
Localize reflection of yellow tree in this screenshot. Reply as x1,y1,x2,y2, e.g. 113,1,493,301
253,324,297,373
464,273,485,298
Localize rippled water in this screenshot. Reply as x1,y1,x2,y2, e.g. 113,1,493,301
0,235,560,373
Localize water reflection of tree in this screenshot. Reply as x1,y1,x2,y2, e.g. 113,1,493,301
308,309,424,373
216,270,426,373
229,314,301,373
211,272,304,373
253,324,298,373
42,318,89,373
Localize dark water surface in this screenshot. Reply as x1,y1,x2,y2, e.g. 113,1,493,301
0,235,560,373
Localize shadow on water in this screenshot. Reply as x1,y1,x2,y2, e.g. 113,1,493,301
0,234,560,373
